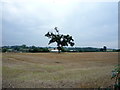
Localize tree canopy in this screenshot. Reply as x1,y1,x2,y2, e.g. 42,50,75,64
45,27,75,53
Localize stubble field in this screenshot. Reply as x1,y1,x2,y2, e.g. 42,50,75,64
2,52,118,88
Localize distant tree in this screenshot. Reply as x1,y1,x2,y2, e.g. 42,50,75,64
100,46,107,52
116,49,120,52
21,44,27,48
2,48,7,52
103,46,107,52
45,27,75,53
31,46,36,49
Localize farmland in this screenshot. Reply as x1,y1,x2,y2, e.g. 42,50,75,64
2,52,118,88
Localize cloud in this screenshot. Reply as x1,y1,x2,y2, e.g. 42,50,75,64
2,0,118,48
60,2,118,48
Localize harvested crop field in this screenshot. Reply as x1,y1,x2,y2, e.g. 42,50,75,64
2,52,118,88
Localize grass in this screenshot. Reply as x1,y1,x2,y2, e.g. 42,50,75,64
2,52,118,88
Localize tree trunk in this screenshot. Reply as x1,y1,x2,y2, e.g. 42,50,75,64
57,46,61,53
58,50,60,53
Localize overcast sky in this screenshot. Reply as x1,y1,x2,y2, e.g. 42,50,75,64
2,0,118,48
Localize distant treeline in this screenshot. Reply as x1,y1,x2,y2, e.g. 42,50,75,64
0,45,119,53
1,45,49,53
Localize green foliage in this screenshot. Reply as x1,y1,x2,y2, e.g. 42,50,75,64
21,44,27,48
98,65,120,90
103,46,107,51
111,65,120,79
45,27,75,53
110,65,120,89
29,47,49,53
2,48,7,52
111,65,120,86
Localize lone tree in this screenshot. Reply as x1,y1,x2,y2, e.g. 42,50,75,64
103,46,107,51
45,27,75,53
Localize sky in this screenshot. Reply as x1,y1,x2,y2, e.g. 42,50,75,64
1,0,118,49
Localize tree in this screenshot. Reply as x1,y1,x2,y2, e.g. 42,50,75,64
103,46,107,51
45,27,75,53
21,44,27,49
